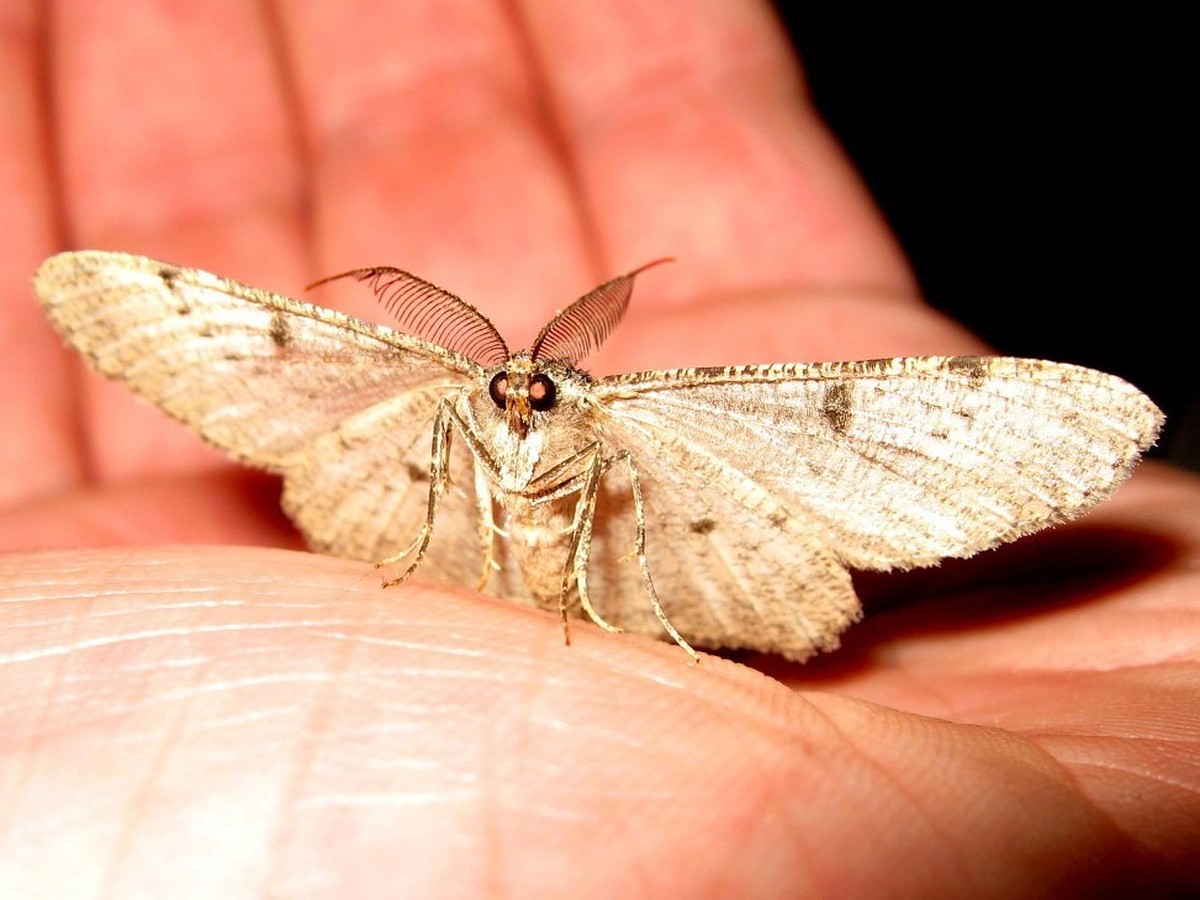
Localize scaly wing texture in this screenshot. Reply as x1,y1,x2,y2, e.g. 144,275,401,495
586,357,1162,658
35,251,497,577
34,251,480,468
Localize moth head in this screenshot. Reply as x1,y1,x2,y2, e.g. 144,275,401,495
480,258,670,439
487,355,559,438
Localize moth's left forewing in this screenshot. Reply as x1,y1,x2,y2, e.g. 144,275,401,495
588,357,1161,657
36,251,508,591
35,251,483,467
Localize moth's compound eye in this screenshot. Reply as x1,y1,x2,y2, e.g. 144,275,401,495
529,373,557,411
488,372,509,409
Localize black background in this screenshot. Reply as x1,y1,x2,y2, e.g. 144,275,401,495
776,12,1193,469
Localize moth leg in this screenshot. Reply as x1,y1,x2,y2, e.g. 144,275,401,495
559,446,623,640
520,442,623,638
553,447,699,661
377,399,460,587
620,452,700,663
520,443,694,655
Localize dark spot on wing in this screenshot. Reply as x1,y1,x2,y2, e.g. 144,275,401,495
406,462,428,483
947,356,989,387
822,381,855,434
269,313,290,349
158,266,190,314
689,518,717,535
768,511,788,529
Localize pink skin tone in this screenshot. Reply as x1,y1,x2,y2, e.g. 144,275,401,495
1,4,1197,896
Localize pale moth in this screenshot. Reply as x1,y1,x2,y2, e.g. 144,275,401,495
35,251,1163,661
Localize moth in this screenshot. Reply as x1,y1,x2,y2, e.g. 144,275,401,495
35,251,1163,661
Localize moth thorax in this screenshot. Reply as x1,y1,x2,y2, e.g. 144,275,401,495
493,420,543,491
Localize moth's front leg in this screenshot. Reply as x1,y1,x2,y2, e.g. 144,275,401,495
545,447,699,662
556,445,624,640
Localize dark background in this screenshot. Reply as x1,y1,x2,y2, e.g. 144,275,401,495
776,12,1193,470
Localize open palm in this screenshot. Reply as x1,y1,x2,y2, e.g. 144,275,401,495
2,5,1196,896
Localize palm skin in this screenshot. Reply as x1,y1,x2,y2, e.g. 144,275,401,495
1,4,1196,896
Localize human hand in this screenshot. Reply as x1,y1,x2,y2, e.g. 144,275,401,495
2,4,1196,895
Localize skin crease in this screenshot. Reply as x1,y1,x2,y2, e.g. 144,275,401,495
0,2,1197,896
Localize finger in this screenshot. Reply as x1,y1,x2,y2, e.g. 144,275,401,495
516,1,914,306
281,1,596,342
0,7,85,504
0,545,1156,894
0,470,300,552
47,3,309,478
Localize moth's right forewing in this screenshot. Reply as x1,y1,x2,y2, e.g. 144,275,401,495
35,251,481,469
588,357,1161,657
595,358,1162,573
